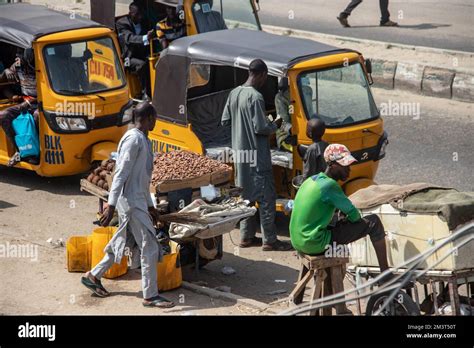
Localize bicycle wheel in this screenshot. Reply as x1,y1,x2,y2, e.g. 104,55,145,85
366,290,420,316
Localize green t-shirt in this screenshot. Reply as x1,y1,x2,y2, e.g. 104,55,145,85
289,172,361,255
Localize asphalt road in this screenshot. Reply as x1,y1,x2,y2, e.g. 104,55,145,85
371,88,473,191
114,0,473,51
258,0,474,52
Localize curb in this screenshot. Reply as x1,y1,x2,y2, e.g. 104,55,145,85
262,24,474,103
182,281,277,314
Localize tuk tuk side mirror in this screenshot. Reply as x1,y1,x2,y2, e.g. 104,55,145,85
365,59,372,74
365,59,374,85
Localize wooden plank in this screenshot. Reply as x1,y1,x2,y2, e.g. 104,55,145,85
289,264,309,306
80,179,108,200
289,269,314,306
448,279,461,316
431,280,439,315
309,271,324,316
322,269,332,316
153,173,212,193
210,169,232,185
309,257,349,269
330,266,349,315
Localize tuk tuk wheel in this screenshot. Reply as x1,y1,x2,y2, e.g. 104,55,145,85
366,290,420,316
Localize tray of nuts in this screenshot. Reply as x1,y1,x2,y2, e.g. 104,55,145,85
151,150,232,193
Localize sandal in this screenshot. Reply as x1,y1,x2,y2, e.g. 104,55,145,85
81,274,110,298
7,152,20,167
143,295,175,308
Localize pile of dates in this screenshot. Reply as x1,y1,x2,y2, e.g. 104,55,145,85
151,150,230,184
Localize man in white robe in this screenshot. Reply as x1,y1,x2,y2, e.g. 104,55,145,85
81,101,174,308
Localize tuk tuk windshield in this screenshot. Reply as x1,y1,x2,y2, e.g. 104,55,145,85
192,0,259,32
43,37,126,96
298,62,379,126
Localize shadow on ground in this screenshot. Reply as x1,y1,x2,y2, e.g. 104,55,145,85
349,23,451,30
0,166,88,196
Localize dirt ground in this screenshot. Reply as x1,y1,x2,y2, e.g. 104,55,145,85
1,88,472,316
0,162,299,315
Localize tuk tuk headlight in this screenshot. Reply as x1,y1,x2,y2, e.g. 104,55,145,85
379,139,388,158
55,116,88,131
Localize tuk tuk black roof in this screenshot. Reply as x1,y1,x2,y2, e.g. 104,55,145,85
0,3,104,48
153,28,356,124
163,28,354,77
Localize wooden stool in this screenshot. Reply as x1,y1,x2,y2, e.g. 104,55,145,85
289,253,349,316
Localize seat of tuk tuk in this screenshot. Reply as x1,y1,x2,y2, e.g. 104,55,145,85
188,89,232,149
188,89,294,170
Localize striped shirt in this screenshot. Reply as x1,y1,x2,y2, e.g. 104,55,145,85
156,18,186,43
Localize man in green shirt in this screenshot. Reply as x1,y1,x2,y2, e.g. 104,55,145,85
289,144,389,273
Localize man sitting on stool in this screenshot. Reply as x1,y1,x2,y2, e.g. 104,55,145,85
290,144,390,275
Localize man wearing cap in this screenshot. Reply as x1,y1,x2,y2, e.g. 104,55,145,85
289,143,390,273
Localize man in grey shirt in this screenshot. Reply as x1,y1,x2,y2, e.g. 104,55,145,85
221,59,291,251
302,118,329,181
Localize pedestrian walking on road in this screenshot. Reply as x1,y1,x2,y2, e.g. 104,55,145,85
337,0,398,27
81,101,175,309
221,59,292,252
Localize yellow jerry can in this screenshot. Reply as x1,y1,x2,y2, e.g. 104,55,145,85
91,227,128,279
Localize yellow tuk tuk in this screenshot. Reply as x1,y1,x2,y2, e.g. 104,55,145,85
0,4,132,176
149,29,388,211
91,0,262,99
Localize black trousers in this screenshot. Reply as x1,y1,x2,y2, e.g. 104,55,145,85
128,57,150,97
330,214,385,245
341,0,391,24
